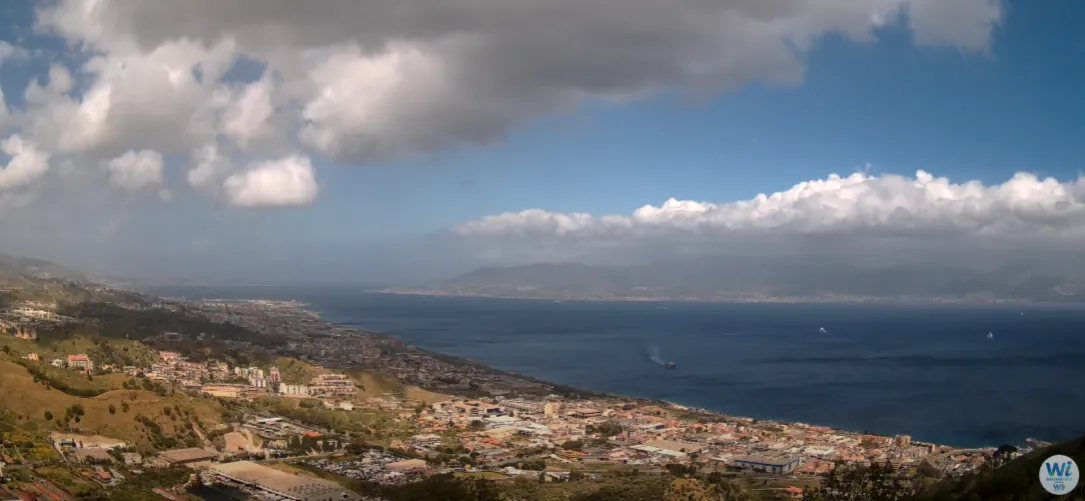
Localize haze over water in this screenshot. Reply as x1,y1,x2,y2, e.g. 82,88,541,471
150,286,1085,448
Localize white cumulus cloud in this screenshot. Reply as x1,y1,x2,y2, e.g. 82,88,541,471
104,149,164,191
0,134,51,191
223,154,318,208
187,143,232,191
220,77,281,152
453,170,1085,264
28,0,1002,166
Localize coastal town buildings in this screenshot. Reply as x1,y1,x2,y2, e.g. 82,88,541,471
1,292,995,498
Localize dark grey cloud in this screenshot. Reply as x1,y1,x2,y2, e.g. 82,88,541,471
37,0,1003,163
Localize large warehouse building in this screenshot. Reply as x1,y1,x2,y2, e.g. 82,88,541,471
210,461,360,501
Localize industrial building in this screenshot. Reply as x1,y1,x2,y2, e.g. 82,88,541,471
732,454,801,474
158,447,218,467
210,461,360,501
641,439,704,455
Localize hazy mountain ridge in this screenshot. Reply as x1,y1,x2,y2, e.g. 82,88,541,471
426,260,1085,302
0,253,90,283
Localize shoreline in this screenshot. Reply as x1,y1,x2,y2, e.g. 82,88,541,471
290,304,1019,451
378,289,1085,310
149,289,1047,451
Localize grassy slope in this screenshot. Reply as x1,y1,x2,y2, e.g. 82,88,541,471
347,369,449,404
273,357,326,384
2,331,159,368
0,359,224,451
273,358,449,404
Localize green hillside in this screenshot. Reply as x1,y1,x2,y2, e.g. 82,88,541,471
0,358,223,452
804,436,1085,501
912,437,1085,501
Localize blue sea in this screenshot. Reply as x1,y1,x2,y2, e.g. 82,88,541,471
145,285,1085,449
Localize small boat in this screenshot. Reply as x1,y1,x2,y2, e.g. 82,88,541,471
987,332,994,339
664,362,677,369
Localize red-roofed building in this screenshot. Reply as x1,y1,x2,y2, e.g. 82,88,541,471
66,354,93,371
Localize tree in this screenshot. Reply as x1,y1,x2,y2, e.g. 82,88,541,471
802,462,915,501
121,402,130,413
587,422,623,437
664,463,697,477
916,461,941,479
992,444,1018,469
379,474,503,501
562,440,585,451
43,410,53,421
108,404,117,415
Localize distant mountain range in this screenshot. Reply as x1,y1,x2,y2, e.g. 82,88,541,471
0,253,90,283
391,259,1085,303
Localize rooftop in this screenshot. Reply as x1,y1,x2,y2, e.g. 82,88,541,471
211,461,355,499
733,454,800,466
159,447,217,463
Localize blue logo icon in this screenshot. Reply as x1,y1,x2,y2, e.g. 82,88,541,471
1040,455,1079,496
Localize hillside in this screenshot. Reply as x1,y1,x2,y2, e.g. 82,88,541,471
0,357,223,452
5,329,160,368
0,253,88,283
911,436,1085,500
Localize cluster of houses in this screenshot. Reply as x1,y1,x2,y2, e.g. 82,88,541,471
137,350,360,401
359,393,995,495
0,301,81,340
20,352,95,372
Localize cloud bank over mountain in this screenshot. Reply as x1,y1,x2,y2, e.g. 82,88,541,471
452,170,1085,276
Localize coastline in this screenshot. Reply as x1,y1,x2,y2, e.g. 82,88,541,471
152,288,1048,451
379,289,1085,309
286,302,1009,451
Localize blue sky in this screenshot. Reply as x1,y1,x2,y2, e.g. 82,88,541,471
297,0,1083,237
4,0,1085,283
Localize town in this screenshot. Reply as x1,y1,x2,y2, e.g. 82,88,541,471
0,294,1030,500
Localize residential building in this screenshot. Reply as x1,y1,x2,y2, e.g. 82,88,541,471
67,354,94,371
279,384,311,396
310,374,357,395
